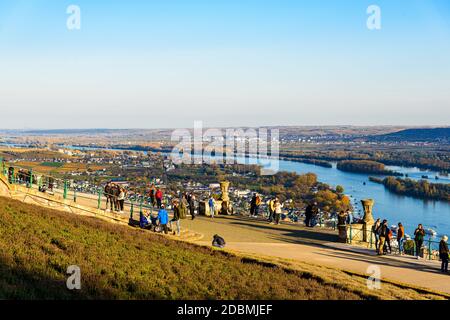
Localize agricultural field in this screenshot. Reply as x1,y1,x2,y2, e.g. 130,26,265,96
11,161,107,175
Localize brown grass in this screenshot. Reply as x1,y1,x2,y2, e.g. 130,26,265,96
0,196,367,300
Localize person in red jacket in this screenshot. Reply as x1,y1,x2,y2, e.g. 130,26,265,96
155,188,163,208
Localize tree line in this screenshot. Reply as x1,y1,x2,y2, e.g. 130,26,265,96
370,176,450,201
337,160,402,175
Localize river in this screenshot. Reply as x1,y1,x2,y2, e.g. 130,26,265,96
244,157,450,239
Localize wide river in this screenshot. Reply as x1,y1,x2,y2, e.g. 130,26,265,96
245,157,450,239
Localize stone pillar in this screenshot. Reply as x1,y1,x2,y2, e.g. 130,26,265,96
361,199,375,242
219,181,232,215
199,201,209,216
337,212,348,243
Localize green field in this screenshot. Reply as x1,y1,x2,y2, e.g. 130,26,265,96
0,196,371,300
40,162,65,168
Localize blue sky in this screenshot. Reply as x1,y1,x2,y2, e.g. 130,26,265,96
0,0,449,128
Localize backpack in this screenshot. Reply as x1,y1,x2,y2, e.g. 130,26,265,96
212,235,226,248
376,225,383,236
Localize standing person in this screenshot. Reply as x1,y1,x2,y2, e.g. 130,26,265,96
209,196,216,218
372,218,381,252
338,211,347,227
117,187,126,213
272,199,283,225
112,184,120,212
397,222,405,255
249,193,257,217
186,193,192,206
346,210,353,225
8,166,14,184
155,188,163,209
104,182,113,212
157,204,169,234
189,194,196,220
377,220,389,255
149,184,156,207
253,194,261,218
180,195,188,219
304,202,318,227
48,177,54,192
414,224,426,259
170,200,181,236
267,198,275,222
384,225,392,254
439,236,449,273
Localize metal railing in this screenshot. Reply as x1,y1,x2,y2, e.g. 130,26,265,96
0,158,174,227
346,223,442,261
0,157,444,261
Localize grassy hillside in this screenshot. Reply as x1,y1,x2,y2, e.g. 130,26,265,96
0,196,447,300
0,196,366,300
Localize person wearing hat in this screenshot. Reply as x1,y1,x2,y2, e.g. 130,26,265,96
439,235,449,273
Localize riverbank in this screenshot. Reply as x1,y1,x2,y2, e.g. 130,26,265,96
369,176,450,202
3,142,450,237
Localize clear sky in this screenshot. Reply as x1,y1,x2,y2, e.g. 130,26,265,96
0,0,449,129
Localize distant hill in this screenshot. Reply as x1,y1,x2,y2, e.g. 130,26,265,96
370,128,450,143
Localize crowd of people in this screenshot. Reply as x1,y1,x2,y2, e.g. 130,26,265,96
100,181,449,273
104,182,127,213
135,188,198,237
369,218,449,273
249,193,323,227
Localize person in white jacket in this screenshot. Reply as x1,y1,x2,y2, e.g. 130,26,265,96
271,200,283,225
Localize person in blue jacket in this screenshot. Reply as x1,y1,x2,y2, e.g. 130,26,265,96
140,210,151,229
157,204,169,234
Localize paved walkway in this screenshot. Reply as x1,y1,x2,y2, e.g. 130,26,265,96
6,178,448,295
182,215,450,295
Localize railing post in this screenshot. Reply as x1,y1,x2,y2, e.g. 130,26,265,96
63,180,68,199
130,201,134,222
97,189,102,209
370,230,373,249
349,224,353,243
428,240,432,260
414,241,417,257
73,189,77,203
139,200,144,226
29,169,33,188
11,167,15,184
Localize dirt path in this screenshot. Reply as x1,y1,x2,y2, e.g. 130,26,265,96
183,215,450,295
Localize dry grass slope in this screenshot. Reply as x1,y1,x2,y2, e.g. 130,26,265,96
0,196,368,300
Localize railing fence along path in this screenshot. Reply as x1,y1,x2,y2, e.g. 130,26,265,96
0,157,443,260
